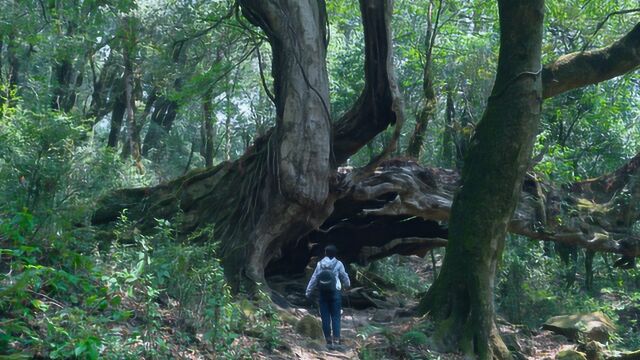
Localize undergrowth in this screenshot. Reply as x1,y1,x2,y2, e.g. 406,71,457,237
0,104,281,358
0,211,282,358
498,235,640,350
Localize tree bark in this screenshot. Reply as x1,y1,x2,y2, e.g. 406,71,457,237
51,57,81,112
93,0,401,292
6,33,20,106
120,17,141,163
141,96,178,157
223,89,232,160
332,0,402,165
542,22,640,99
201,87,216,167
441,85,455,167
88,52,119,121
0,37,4,112
406,0,441,159
294,158,640,271
107,84,126,148
419,1,544,358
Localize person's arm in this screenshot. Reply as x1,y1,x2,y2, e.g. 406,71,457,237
305,264,320,297
337,261,351,288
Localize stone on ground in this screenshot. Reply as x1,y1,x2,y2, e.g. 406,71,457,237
542,312,615,342
295,315,324,340
556,349,588,360
582,341,605,360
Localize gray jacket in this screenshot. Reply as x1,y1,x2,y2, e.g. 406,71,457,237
305,256,351,297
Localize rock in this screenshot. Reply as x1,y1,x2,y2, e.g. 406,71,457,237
295,315,324,340
371,309,395,323
277,310,299,326
543,312,616,342
556,350,588,360
580,341,605,360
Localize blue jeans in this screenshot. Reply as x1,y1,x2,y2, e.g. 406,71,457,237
318,291,341,342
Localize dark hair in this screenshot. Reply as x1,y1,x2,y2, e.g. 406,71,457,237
325,244,337,258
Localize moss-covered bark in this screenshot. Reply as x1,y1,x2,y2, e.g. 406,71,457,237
419,0,544,358
543,22,640,99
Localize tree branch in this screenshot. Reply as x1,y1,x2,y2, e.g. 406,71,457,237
332,0,403,165
582,8,640,51
543,22,640,99
330,158,640,262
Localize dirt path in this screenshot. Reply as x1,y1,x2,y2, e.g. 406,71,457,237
262,300,430,360
266,306,374,360
263,258,577,360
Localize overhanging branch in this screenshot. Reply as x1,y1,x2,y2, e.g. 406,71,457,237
543,22,640,99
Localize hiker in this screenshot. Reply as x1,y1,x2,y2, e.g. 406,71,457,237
305,244,351,346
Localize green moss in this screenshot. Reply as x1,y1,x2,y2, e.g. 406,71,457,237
556,350,587,360
277,310,298,326
295,315,324,340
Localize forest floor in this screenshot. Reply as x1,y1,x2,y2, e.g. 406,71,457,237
255,289,577,360
257,256,578,360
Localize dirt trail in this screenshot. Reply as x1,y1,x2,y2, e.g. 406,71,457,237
266,304,575,359
263,256,576,359
264,305,375,360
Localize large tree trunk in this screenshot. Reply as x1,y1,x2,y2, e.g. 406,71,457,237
92,0,402,292
6,32,21,106
419,1,544,358
88,52,119,121
100,0,334,289
0,38,4,112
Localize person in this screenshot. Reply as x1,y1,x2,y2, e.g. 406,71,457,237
305,244,351,346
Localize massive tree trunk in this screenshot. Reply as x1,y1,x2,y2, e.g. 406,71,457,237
420,1,544,358
120,17,141,162
88,53,120,122
92,0,402,291
0,38,4,112
6,32,20,105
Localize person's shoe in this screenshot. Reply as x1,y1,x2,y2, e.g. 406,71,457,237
334,338,341,346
